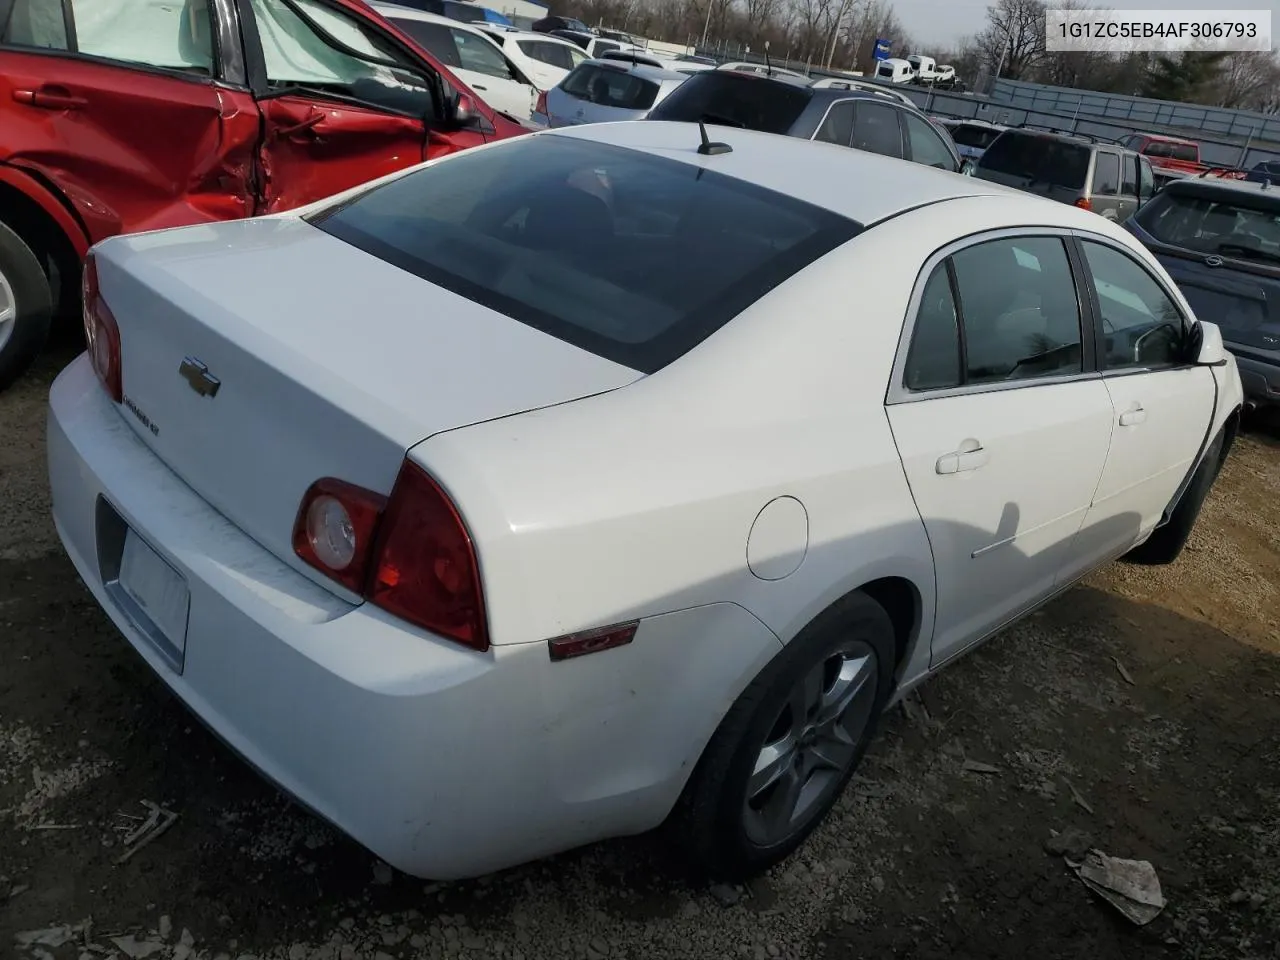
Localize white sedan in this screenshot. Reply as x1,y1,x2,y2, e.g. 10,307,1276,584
49,121,1243,881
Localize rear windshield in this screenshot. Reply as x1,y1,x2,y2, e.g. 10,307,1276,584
1144,140,1198,162
978,132,1090,189
1136,189,1280,264
310,135,860,373
948,125,1002,150
561,64,660,110
646,71,811,135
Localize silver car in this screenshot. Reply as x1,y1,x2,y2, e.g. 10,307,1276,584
543,60,687,127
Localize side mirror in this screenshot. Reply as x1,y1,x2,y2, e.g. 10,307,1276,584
960,159,977,176
1189,320,1228,366
453,93,476,125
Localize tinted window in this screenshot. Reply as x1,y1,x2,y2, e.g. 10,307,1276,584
389,18,459,66
951,237,1083,384
560,65,659,109
1138,158,1154,198
443,1,486,22
646,72,812,135
594,40,620,54
1145,141,1198,162
4,0,214,72
979,133,1090,189
1135,189,1280,263
904,264,961,390
519,39,574,68
451,27,512,78
904,113,956,170
1081,241,1185,369
813,102,855,146
311,135,860,373
1092,152,1120,195
1122,155,1138,195
252,0,434,117
949,125,1002,149
852,102,902,158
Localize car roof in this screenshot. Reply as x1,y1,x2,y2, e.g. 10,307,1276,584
1164,176,1280,204
490,28,580,46
542,121,1074,224
579,59,687,82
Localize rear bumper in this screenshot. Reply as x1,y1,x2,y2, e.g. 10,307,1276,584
47,355,780,878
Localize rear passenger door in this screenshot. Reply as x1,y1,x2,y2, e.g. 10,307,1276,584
1117,153,1140,220
1090,150,1123,220
885,232,1115,666
902,111,959,172
1068,236,1216,568
851,100,904,160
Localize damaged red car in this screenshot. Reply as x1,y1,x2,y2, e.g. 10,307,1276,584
0,0,528,390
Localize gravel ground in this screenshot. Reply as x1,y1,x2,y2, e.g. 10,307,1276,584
3,344,1278,960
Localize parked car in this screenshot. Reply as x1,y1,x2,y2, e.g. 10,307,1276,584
810,76,915,107
935,119,1007,163
388,0,510,24
531,14,591,33
540,60,687,126
376,3,539,120
1115,133,1211,179
1126,176,1280,408
0,0,527,393
550,28,638,58
974,129,1156,220
477,27,590,90
596,27,640,45
49,120,1242,883
647,72,965,173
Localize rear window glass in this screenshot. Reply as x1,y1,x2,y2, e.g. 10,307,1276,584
646,71,811,135
948,125,1002,150
978,132,1090,189
310,135,860,373
1136,189,1280,264
1144,141,1198,162
561,65,660,110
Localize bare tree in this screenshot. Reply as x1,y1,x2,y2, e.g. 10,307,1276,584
1211,51,1280,111
974,0,1047,81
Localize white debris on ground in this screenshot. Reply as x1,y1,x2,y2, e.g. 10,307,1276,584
0,722,112,829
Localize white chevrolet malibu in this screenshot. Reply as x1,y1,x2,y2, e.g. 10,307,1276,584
48,121,1243,882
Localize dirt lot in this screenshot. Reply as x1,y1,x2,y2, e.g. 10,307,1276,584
3,343,1279,960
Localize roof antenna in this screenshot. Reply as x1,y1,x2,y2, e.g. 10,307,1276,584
763,40,774,77
697,120,732,155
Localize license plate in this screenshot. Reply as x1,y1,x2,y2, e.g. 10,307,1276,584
118,530,190,656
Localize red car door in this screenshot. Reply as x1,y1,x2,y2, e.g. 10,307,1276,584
238,0,493,213
0,0,261,240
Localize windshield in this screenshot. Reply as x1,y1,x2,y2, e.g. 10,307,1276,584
561,65,660,109
978,133,1090,189
1145,141,1198,162
1137,189,1280,264
310,135,860,373
646,71,811,134
948,125,1002,150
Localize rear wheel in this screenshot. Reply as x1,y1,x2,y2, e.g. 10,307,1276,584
673,592,895,880
1124,430,1225,565
0,220,53,392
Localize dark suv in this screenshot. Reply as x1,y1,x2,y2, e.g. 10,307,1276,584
646,70,964,173
1126,176,1280,408
974,128,1157,220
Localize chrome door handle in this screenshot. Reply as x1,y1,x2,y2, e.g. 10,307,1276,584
1119,405,1147,426
936,445,988,475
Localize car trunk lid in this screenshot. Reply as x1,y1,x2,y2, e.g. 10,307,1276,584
97,217,641,592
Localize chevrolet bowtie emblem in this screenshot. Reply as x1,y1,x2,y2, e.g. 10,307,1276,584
179,357,221,398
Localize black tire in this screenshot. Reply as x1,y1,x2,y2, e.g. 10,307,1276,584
0,219,53,393
672,591,896,881
1124,430,1225,565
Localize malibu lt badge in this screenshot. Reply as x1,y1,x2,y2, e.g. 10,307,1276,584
179,356,221,398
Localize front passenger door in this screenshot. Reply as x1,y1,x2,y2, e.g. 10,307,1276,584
1069,238,1216,569
244,0,469,213
886,234,1115,666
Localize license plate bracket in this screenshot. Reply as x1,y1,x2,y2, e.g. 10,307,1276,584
99,510,191,672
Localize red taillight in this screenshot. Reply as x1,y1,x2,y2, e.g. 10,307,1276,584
1074,197,1092,211
81,253,122,403
292,478,387,594
369,461,488,651
534,90,547,115
291,462,489,652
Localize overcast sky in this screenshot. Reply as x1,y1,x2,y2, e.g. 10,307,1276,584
898,0,1278,51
